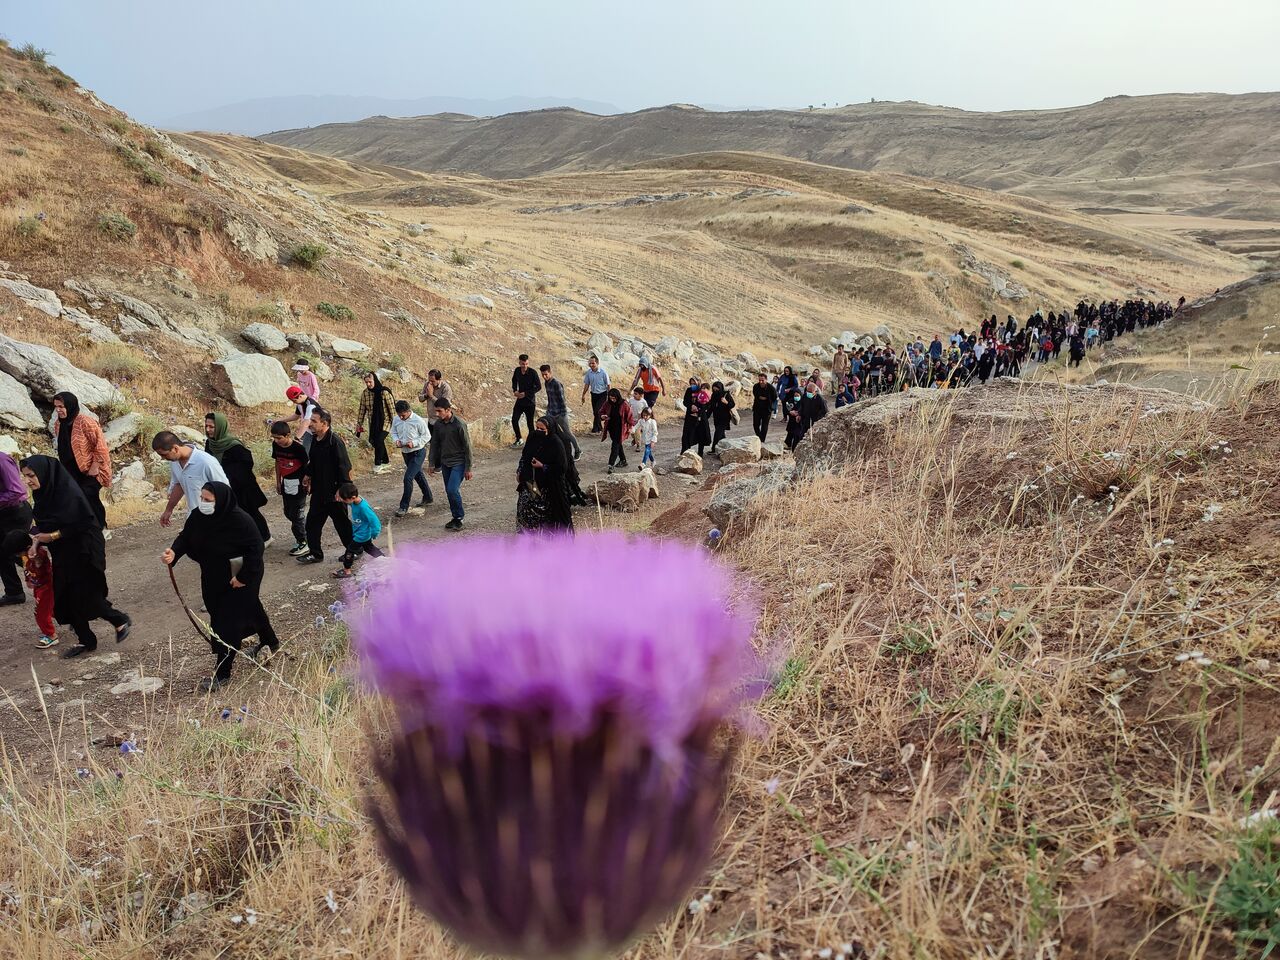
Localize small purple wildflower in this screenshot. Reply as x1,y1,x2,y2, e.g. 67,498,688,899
708,528,722,541
220,708,232,721
354,532,765,958
315,615,327,628
119,740,139,755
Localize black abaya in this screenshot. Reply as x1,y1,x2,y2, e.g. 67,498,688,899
168,481,277,681
518,430,574,531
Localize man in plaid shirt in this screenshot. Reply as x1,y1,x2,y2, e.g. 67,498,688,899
540,364,580,459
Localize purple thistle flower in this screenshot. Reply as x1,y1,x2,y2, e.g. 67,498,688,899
352,532,765,959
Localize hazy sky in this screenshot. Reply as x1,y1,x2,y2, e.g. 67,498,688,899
7,0,1278,122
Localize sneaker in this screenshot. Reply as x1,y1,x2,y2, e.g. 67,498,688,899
114,619,132,644
295,554,323,565
332,568,352,579
573,450,581,462
418,497,433,507
374,464,394,475
445,518,463,531
288,542,310,557
36,635,58,649
510,439,524,448
394,509,409,518
61,644,92,659
0,594,24,607
102,529,113,541
607,465,614,475
263,537,274,548
197,676,228,694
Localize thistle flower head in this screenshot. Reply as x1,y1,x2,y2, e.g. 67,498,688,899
352,532,765,959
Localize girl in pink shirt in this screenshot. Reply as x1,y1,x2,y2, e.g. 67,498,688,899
292,359,321,401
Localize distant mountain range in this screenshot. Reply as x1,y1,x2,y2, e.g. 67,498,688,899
158,94,623,135
261,92,1280,220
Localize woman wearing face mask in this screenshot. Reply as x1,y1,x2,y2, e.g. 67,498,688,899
355,372,395,474
784,390,806,451
680,377,702,453
162,481,278,693
709,381,735,454
19,455,131,658
204,412,271,544
517,416,574,532
798,382,829,438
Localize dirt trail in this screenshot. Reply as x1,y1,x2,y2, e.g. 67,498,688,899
0,432,703,764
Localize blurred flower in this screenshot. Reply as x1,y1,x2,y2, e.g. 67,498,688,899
353,533,765,959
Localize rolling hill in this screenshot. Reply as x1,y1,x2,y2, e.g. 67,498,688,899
261,93,1280,224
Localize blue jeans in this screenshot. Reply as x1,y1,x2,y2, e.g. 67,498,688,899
441,463,466,520
642,443,653,466
400,449,432,510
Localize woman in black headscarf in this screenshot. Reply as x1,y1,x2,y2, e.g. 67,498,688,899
680,377,701,453
204,412,271,543
709,381,735,453
162,481,278,693
517,417,574,532
545,416,588,506
19,455,131,658
356,372,395,471
51,391,111,531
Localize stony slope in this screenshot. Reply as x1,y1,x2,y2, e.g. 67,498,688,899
261,93,1280,220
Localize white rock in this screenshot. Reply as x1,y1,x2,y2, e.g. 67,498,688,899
653,335,678,356
872,324,892,340
0,435,19,456
62,306,121,344
760,440,789,460
588,468,659,512
715,436,762,464
210,353,291,407
329,338,371,360
285,331,320,355
223,216,279,262
587,332,614,356
110,671,165,696
0,277,62,317
674,450,703,475
0,369,43,430
0,333,122,407
242,322,289,352
463,294,495,311
103,413,142,450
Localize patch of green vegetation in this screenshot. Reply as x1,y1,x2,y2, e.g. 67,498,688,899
290,243,328,269
14,218,41,239
245,303,287,322
90,345,147,381
772,656,807,700
115,144,146,171
7,147,25,157
140,167,164,187
50,73,71,90
99,395,135,422
15,43,51,65
105,117,128,136
142,138,167,161
57,123,73,134
1010,259,1026,269
448,247,472,267
96,211,137,242
25,92,57,113
882,622,937,658
948,679,1023,746
1191,818,1280,957
316,301,355,322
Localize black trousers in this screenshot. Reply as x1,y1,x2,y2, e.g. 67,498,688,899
590,392,606,432
71,602,129,651
712,423,728,450
0,501,32,598
370,428,390,466
213,608,278,681
512,399,536,440
608,435,627,467
752,407,770,441
305,500,353,562
244,504,271,542
77,476,107,530
281,491,307,544
342,539,385,570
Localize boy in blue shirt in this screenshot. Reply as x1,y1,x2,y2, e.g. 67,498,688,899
334,481,383,578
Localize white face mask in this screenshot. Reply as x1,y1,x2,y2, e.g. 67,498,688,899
197,501,216,516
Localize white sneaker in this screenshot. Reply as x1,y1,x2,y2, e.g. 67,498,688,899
102,529,113,541
263,538,274,548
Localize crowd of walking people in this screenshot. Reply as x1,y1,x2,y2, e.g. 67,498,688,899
0,296,1180,692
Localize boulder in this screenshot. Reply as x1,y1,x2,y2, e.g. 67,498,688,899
62,307,121,344
223,216,280,262
674,342,697,364
674,450,703,475
210,353,291,407
737,351,759,369
715,436,762,464
463,294,495,311
587,468,659,512
704,462,794,529
0,369,43,430
0,435,19,457
872,324,892,341
110,670,165,696
376,367,412,384
760,440,788,460
102,413,142,450
653,335,679,357
169,425,206,444
330,338,371,360
0,334,122,407
839,331,860,347
109,460,155,502
285,332,321,355
765,359,785,374
242,322,289,352
0,277,63,317
313,359,335,381
587,332,614,356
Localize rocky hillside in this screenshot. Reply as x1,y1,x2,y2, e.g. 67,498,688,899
0,39,1254,521
261,93,1280,220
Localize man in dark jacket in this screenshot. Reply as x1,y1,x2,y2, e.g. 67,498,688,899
510,354,541,447
428,399,474,531
297,408,353,564
751,372,777,441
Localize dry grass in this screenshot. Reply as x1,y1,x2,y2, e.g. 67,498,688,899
3,381,1278,958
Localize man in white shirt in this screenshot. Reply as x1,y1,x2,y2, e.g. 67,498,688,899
390,400,433,517
152,430,229,527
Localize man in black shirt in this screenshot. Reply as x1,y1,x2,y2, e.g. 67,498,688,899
510,353,541,447
751,372,778,441
297,408,353,564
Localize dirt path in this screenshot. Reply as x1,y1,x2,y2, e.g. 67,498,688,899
0,431,704,766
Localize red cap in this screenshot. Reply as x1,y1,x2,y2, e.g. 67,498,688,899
286,386,304,401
